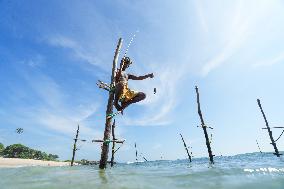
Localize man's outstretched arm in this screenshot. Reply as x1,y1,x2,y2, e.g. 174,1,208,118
128,73,154,80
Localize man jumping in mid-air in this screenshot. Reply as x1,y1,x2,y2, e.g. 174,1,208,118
114,57,154,113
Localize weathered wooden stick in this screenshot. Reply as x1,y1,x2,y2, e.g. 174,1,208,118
92,139,125,144
275,130,284,142
99,38,122,169
97,80,112,92
114,145,123,154
71,125,79,166
197,125,213,129
257,99,282,157
195,86,214,164
256,139,263,153
111,120,116,167
141,155,148,162
135,142,138,162
262,127,284,129
179,133,192,162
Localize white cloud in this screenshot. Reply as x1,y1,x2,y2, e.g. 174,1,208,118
17,66,102,138
22,54,45,68
47,35,106,70
121,61,187,126
194,0,208,33
253,52,284,67
25,74,64,109
200,1,276,76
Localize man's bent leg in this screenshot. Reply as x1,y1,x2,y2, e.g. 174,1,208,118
121,92,146,110
114,83,124,111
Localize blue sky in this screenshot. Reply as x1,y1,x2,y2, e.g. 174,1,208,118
1,0,284,162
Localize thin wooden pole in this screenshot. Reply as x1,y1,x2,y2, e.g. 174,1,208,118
99,38,123,169
257,99,282,157
141,156,148,162
111,120,116,167
195,86,214,164
179,133,192,162
71,125,79,166
256,140,263,154
135,143,138,162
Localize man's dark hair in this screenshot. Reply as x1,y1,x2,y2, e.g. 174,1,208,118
122,57,132,65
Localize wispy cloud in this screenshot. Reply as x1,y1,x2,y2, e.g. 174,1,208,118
121,60,187,126
11,61,103,138
20,54,45,68
194,0,208,33
47,35,106,71
201,1,249,76
253,52,284,67
200,1,276,76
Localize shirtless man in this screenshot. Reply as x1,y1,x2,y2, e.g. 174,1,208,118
114,57,154,113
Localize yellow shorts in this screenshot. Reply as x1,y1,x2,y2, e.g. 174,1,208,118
119,85,138,103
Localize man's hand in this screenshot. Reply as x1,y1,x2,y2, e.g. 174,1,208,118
148,73,154,78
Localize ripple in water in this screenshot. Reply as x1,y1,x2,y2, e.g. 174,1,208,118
0,152,284,189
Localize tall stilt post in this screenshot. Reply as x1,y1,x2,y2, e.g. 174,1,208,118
257,99,282,157
195,86,214,164
99,38,123,169
256,139,263,154
179,133,192,162
135,143,138,162
111,120,116,167
71,125,80,166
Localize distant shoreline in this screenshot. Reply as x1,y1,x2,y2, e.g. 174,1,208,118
0,157,75,167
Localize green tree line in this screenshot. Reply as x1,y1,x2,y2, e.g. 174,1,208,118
0,143,59,161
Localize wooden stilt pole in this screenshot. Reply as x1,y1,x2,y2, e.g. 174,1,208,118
142,156,148,162
71,125,79,166
179,133,192,162
195,86,214,164
257,99,282,157
111,120,116,167
99,38,123,169
256,139,263,154
135,143,138,162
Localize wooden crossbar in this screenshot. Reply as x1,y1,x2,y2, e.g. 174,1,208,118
92,139,125,144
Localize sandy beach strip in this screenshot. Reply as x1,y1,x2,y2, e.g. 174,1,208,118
0,157,73,167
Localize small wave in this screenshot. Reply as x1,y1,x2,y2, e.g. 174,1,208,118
126,161,145,164
244,167,284,173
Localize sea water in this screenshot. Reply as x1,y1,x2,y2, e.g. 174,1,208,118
0,152,284,189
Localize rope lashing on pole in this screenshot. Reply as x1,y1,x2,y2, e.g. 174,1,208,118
106,111,122,119
103,139,112,145
106,113,115,119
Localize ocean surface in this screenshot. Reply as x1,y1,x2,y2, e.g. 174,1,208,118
1,152,284,189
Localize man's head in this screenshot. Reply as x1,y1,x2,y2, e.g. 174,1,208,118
121,57,132,71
